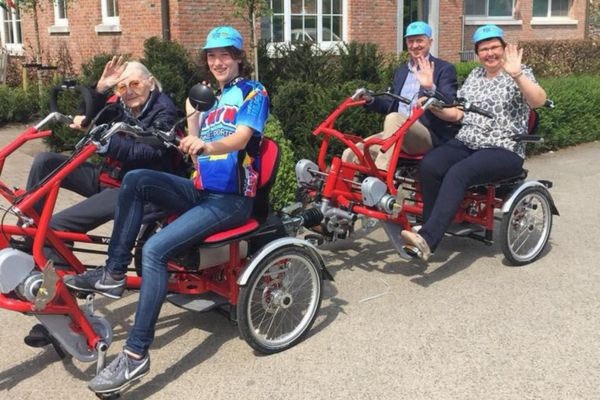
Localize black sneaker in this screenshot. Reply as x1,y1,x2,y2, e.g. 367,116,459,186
63,267,126,299
88,351,150,394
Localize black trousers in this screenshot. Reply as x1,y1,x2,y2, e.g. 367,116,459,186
418,139,524,251
26,152,119,233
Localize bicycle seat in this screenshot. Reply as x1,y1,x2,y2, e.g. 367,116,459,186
201,137,280,246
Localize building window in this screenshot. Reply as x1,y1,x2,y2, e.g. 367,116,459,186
465,0,514,17
101,0,119,25
96,0,120,33
262,0,344,48
533,0,570,17
0,7,22,54
54,0,68,25
48,0,69,33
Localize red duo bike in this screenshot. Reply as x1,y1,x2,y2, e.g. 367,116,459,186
0,82,329,394
282,89,558,266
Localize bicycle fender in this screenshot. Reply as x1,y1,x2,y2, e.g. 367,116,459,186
237,237,332,286
500,180,559,215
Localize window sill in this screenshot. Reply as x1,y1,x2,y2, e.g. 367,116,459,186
265,41,345,57
465,17,523,26
48,25,70,34
95,24,122,34
530,17,578,26
3,44,23,56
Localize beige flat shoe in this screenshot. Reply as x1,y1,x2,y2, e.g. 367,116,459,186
401,230,431,261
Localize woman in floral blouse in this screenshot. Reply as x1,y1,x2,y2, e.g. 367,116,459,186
400,24,547,261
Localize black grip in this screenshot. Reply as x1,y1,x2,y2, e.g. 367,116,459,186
512,135,544,143
465,102,494,118
385,91,412,105
49,83,95,126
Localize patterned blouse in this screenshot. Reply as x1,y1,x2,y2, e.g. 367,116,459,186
455,65,537,158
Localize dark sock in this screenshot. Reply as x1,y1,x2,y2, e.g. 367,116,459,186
108,271,125,281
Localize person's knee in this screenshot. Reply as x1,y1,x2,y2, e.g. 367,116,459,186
31,152,58,172
120,170,151,193
419,155,438,179
142,235,169,267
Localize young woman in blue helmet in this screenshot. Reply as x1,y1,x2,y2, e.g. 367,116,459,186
65,26,270,393
400,24,547,260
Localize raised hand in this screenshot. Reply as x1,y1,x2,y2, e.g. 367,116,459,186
96,56,127,92
502,43,523,77
413,56,434,89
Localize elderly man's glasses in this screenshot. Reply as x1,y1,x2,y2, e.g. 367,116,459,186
116,80,143,94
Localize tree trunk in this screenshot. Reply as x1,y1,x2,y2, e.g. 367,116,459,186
252,10,259,81
32,2,44,100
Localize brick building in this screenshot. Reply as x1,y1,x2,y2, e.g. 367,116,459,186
0,0,590,74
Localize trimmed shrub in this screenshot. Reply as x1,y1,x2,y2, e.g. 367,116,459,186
141,37,202,109
454,61,479,85
265,41,339,93
271,79,384,162
338,41,385,83
0,85,40,125
530,74,600,154
263,116,297,210
80,53,115,86
520,40,600,77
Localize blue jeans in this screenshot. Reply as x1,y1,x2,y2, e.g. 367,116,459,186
104,169,253,356
418,139,524,251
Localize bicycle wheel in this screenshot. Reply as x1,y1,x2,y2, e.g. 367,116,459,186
500,186,553,265
237,246,323,354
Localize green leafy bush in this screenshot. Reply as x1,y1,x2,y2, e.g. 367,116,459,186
530,74,600,154
520,40,600,77
454,61,479,85
0,85,40,125
260,41,339,98
80,53,115,86
263,116,297,210
141,37,202,109
338,41,385,83
271,79,384,162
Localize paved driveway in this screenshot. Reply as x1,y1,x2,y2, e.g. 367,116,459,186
1,123,599,400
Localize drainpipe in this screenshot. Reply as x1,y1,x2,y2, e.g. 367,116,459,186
161,0,171,41
428,0,439,56
397,0,404,54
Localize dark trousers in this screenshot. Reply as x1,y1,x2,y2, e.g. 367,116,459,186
418,139,524,251
26,152,119,232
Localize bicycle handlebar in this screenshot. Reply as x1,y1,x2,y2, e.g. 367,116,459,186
49,81,96,127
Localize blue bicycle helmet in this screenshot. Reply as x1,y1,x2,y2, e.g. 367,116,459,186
472,24,504,44
204,26,244,50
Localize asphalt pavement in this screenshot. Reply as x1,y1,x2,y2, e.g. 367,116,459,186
0,122,599,400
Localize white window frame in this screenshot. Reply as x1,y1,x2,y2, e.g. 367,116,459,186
264,0,347,52
96,0,120,33
531,0,577,26
101,0,119,25
464,0,522,26
48,0,69,34
0,7,23,55
54,0,68,26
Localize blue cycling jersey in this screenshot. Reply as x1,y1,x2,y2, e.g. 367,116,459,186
193,78,269,197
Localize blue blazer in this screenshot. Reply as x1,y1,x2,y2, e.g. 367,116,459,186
367,55,459,145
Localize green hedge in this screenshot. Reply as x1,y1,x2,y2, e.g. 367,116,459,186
263,117,296,210
271,79,384,161
0,85,40,124
521,40,600,77
531,74,600,153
